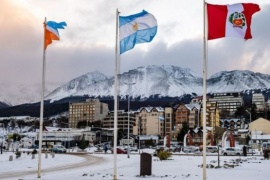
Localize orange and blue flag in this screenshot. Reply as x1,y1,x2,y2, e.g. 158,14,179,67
44,21,67,49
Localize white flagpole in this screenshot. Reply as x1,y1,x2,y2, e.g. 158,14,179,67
203,1,207,180
37,17,46,178
113,9,120,180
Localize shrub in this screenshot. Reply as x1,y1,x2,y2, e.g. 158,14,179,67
15,150,21,158
154,147,164,156
263,149,270,159
157,150,171,160
32,148,37,154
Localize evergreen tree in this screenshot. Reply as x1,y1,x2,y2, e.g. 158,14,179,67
214,126,225,145
251,103,258,121
78,134,89,150
117,129,125,145
177,121,189,143
145,138,154,147
245,134,251,145
235,106,245,118
13,133,21,142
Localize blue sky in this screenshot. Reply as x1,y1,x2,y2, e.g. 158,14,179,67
0,0,269,92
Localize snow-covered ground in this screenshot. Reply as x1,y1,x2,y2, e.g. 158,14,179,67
0,148,270,180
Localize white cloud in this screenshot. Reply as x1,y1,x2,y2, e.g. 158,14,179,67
0,0,269,104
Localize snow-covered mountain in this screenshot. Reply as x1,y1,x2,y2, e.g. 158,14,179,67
45,71,112,100
0,82,55,106
46,65,203,102
46,66,270,102
3,66,270,105
207,70,270,93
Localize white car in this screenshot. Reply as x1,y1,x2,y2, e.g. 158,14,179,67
221,147,241,156
183,146,199,153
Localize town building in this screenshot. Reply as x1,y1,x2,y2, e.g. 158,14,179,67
174,103,189,131
220,118,244,130
133,107,164,138
252,93,266,111
186,103,201,128
249,118,270,134
208,92,243,118
190,96,207,104
252,93,267,118
68,99,109,128
164,104,175,141
204,101,220,131
39,127,85,148
174,103,201,130
249,118,270,150
102,110,136,135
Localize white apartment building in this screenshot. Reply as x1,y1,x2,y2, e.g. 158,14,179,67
102,110,136,135
252,93,266,111
133,106,164,138
208,92,243,117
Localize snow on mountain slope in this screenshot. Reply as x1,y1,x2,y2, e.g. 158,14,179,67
207,70,270,93
46,65,203,102
3,66,270,105
46,71,112,101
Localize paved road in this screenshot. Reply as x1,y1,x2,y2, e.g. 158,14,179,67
0,153,105,179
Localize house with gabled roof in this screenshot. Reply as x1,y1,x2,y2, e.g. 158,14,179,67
174,103,201,133
133,106,164,138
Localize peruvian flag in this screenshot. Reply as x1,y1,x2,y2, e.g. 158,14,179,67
207,3,260,40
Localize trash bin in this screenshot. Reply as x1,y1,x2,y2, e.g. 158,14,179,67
140,152,152,176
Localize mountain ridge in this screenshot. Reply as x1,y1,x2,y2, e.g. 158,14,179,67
46,65,270,102
2,65,270,106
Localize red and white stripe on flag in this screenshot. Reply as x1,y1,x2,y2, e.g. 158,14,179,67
207,3,260,40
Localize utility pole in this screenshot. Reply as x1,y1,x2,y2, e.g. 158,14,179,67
123,81,135,158
139,116,141,154
246,110,253,156
127,96,130,158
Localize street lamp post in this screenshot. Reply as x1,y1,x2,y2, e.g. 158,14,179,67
68,132,70,152
123,81,135,158
246,110,251,124
96,131,102,145
197,108,200,127
246,110,253,155
127,96,130,158
0,136,3,154
158,116,159,137
100,131,101,145
138,116,141,154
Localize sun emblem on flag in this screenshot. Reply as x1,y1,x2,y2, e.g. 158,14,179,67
132,22,138,31
229,12,246,29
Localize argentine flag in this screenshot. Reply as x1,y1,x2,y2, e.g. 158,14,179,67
119,10,157,54
158,116,164,121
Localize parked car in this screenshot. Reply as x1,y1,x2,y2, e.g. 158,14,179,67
117,148,127,154
29,144,38,149
51,145,67,153
183,146,199,153
112,147,127,154
42,145,50,152
221,147,241,156
262,142,270,151
172,145,183,152
124,146,138,152
206,146,218,153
